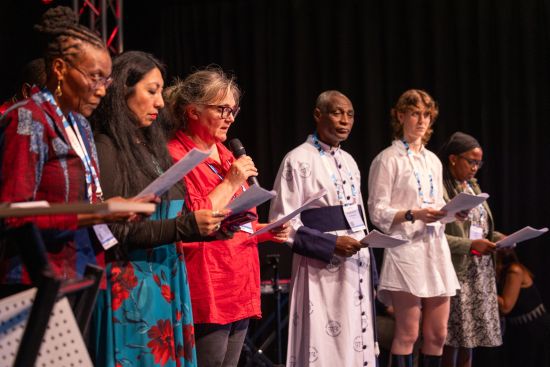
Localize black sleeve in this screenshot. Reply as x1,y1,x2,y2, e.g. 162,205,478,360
95,135,201,249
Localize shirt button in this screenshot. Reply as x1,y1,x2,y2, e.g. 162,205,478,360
362,328,366,332
343,180,346,184
361,311,365,316
338,164,342,168
331,151,335,155
363,345,367,349
347,196,351,200
359,295,364,300
364,362,368,366
360,278,363,283
359,261,363,266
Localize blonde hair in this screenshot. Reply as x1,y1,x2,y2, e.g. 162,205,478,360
390,89,439,144
165,66,241,131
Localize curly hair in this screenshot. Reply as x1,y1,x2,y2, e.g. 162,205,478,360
164,66,241,136
390,89,439,144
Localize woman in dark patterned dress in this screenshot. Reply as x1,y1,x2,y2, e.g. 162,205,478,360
439,132,504,367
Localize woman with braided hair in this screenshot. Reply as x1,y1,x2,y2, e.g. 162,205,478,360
0,7,137,287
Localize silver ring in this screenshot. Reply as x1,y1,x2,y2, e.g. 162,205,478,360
214,223,221,231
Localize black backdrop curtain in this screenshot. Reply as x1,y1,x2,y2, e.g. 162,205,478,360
125,0,550,299
1,0,550,328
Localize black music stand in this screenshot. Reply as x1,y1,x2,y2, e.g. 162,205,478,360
241,254,289,367
1,222,104,367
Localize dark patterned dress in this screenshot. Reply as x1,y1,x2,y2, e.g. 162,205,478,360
446,184,502,348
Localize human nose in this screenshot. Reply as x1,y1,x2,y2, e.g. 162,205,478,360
225,112,236,123
155,95,165,109
95,84,107,98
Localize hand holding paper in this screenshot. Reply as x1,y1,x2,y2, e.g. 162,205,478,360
440,192,489,222
360,229,409,248
496,226,548,249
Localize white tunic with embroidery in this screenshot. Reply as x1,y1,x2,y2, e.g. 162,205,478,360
367,140,460,306
269,135,376,367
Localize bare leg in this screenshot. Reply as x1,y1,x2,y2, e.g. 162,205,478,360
390,291,422,355
421,296,450,356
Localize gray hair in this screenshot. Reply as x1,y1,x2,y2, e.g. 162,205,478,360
315,90,348,111
165,66,241,131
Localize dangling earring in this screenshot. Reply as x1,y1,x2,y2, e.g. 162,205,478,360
55,80,62,98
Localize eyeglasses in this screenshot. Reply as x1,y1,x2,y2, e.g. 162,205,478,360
458,155,484,168
328,109,354,118
68,62,113,90
203,104,240,119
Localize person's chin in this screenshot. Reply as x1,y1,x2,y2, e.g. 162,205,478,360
217,132,228,142
139,119,154,128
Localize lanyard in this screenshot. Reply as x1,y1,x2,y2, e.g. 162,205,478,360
312,132,357,205
402,140,434,204
206,162,246,194
42,89,103,203
464,181,487,225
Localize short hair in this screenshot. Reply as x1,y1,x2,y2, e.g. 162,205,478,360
390,89,439,144
315,90,349,111
34,6,106,73
165,66,241,132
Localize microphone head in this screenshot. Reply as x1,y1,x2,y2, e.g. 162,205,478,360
228,138,247,158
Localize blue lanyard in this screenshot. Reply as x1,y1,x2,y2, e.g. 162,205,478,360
206,162,246,194
312,132,357,205
42,89,102,202
465,181,487,223
402,140,434,204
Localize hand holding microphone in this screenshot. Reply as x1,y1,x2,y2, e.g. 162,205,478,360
228,138,259,186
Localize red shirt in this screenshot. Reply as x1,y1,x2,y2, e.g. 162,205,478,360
168,131,261,324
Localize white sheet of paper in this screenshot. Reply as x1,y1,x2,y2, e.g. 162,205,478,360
137,148,211,198
496,226,548,249
360,229,409,248
226,184,277,215
252,188,328,236
440,192,489,222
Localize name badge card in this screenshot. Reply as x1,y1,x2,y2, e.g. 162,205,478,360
93,224,118,250
343,204,366,232
469,225,483,240
240,222,254,234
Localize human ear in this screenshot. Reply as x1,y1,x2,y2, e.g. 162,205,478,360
51,58,67,82
313,108,322,123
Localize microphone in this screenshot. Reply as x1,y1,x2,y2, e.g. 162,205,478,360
228,138,259,186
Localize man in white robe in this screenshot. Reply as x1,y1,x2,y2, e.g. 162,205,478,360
269,90,378,367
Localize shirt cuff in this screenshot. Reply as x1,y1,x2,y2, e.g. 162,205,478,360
292,226,337,263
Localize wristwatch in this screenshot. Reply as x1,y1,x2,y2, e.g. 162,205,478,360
405,209,415,223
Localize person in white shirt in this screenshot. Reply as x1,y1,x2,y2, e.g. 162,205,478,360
270,90,378,367
368,89,461,367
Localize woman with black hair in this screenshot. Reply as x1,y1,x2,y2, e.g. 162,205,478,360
90,51,225,367
438,132,504,367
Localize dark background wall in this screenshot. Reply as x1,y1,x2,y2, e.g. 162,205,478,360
1,0,550,358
